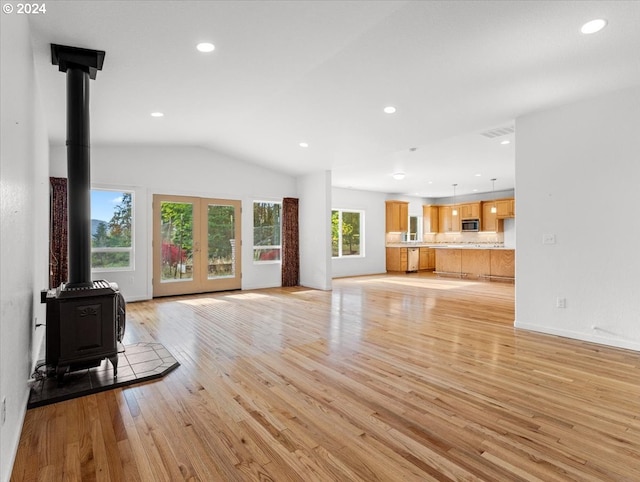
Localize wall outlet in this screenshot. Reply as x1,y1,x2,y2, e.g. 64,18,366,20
556,297,566,309
1,397,6,425
543,233,556,245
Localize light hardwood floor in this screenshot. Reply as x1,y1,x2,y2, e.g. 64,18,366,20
12,273,640,481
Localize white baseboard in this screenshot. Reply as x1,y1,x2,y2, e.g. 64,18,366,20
514,321,640,352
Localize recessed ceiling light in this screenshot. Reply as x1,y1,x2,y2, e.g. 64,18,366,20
581,19,607,34
150,112,164,118
299,142,309,148
196,42,215,53
392,172,405,180
500,140,510,145
475,173,482,177
383,106,397,114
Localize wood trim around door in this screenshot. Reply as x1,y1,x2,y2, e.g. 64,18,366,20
152,195,241,297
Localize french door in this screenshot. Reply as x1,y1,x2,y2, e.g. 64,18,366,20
152,195,241,297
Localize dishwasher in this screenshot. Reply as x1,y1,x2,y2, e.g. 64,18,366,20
407,247,419,273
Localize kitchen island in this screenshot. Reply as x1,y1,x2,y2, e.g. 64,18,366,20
385,244,515,281
434,246,514,281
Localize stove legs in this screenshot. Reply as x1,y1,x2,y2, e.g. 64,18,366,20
53,353,119,386
108,354,119,378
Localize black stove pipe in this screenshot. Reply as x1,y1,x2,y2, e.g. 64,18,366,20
51,44,105,288
66,66,92,287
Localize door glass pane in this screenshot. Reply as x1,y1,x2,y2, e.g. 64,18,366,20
207,204,236,279
160,202,194,281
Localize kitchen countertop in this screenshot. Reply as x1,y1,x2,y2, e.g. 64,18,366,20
386,243,514,250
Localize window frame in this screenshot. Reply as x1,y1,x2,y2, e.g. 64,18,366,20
90,188,135,272
332,208,365,258
252,200,282,264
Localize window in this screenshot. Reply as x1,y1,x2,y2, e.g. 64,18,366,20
332,209,363,257
409,215,419,241
253,201,281,262
90,189,133,270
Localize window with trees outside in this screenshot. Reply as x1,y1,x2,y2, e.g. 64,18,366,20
332,209,363,257
253,201,281,262
91,189,133,270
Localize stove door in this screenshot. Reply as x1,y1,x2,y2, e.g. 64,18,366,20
57,293,117,365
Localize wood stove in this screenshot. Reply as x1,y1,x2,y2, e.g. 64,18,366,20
44,44,125,384
44,281,120,382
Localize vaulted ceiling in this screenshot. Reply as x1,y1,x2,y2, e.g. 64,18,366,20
28,1,640,197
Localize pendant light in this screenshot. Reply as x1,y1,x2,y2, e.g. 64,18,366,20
490,178,497,214
452,184,458,216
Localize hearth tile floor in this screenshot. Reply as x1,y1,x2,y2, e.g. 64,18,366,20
27,342,179,408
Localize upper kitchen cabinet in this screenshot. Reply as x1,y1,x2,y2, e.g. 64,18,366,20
438,205,460,233
481,198,514,230
385,200,409,232
459,202,481,220
495,198,515,218
481,201,500,232
422,205,439,234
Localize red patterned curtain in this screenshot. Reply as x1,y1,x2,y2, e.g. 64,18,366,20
49,177,68,288
281,197,299,287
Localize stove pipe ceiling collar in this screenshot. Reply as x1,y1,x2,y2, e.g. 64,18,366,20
51,44,105,79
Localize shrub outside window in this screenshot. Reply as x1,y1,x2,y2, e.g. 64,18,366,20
332,209,363,257
91,189,133,270
253,201,281,262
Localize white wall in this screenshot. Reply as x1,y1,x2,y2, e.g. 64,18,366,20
515,85,640,352
50,145,297,298
332,187,386,278
298,171,332,290
0,14,49,482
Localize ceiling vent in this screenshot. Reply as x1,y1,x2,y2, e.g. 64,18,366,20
480,125,515,139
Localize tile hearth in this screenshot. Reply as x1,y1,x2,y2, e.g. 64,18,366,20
27,342,179,408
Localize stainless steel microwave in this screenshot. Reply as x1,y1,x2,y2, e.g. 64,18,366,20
461,219,480,232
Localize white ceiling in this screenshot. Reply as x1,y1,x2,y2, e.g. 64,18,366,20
28,1,640,198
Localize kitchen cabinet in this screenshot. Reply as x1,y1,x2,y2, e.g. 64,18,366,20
419,247,436,270
386,247,408,272
435,248,461,274
459,202,480,220
435,248,515,281
490,249,515,279
481,202,501,232
436,249,489,278
422,205,439,234
495,198,515,218
388,246,435,272
385,201,409,232
438,205,460,233
461,249,490,279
